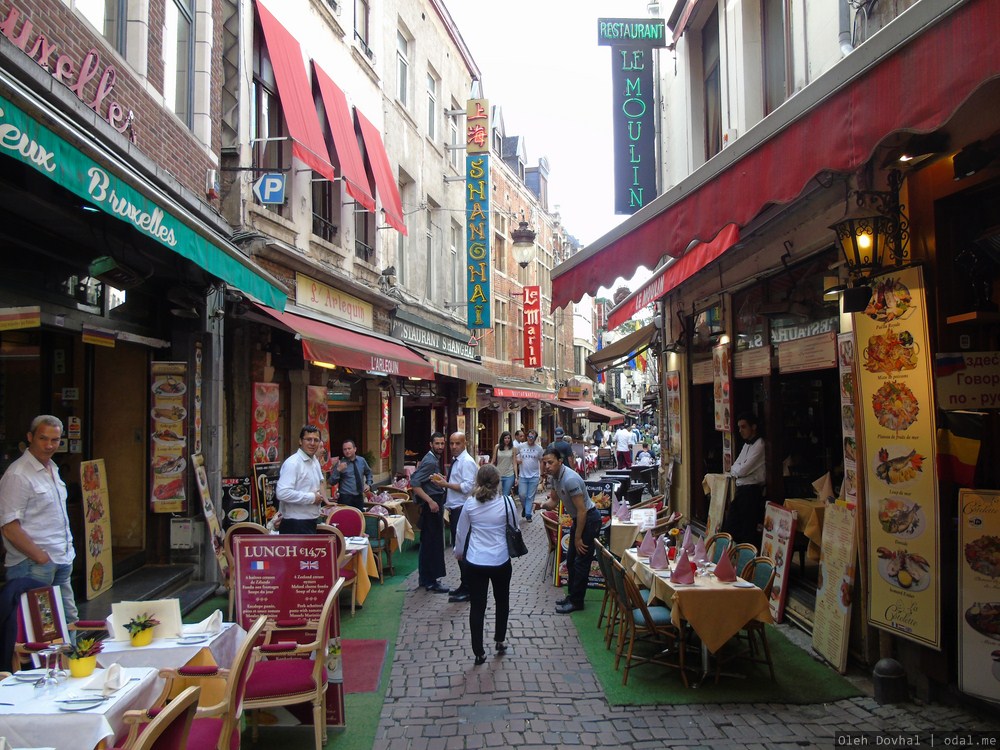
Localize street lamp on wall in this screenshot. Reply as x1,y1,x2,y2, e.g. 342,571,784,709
511,214,537,269
829,170,909,280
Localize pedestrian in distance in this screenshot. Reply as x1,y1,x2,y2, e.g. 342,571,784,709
547,426,573,462
411,432,449,593
491,431,518,497
328,439,373,511
515,430,542,521
613,423,635,469
274,425,328,534
454,464,513,665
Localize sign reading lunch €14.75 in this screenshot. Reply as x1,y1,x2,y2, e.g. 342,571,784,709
853,266,941,649
150,362,188,514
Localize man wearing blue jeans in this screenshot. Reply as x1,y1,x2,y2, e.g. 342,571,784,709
0,415,78,625
515,431,542,521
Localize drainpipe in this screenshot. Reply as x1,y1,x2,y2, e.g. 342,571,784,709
839,0,855,56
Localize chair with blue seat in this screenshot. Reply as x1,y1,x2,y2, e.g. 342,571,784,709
363,512,391,581
592,540,617,641
728,543,758,580
705,532,733,564
616,557,687,686
733,556,777,679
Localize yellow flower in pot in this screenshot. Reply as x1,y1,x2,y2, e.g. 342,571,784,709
125,613,160,647
67,637,103,678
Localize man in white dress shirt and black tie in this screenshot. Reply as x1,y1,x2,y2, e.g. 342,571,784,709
722,413,766,545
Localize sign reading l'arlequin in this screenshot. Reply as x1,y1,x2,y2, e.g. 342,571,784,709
465,98,491,330
295,272,373,328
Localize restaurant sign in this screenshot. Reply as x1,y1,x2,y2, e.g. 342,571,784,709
391,313,475,359
466,99,491,329
523,285,541,368
598,18,665,215
295,272,372,329
935,352,1000,410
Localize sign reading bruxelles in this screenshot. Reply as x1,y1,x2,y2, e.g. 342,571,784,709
466,99,491,329
523,285,541,368
598,18,666,215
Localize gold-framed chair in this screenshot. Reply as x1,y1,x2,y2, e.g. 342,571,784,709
316,524,359,614
325,505,366,537
222,522,269,619
113,686,200,750
705,532,734,564
12,585,108,672
540,510,560,580
732,556,777,679
728,543,758,578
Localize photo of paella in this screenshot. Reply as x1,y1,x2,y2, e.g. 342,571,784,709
863,330,918,375
872,380,919,432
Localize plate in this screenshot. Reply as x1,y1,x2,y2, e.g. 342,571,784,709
13,670,45,682
177,636,211,645
732,581,756,588
58,698,107,711
152,378,187,397
877,555,931,592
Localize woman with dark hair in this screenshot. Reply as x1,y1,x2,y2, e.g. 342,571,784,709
454,464,513,665
491,431,518,497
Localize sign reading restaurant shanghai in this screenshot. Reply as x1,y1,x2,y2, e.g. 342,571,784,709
523,285,541,368
465,98,491,329
598,18,666,215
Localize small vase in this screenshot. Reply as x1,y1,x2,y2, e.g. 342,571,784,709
130,628,154,647
69,655,97,678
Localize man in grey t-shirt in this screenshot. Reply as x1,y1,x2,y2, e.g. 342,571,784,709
535,447,601,614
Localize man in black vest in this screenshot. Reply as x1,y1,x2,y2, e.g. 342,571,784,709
330,439,373,510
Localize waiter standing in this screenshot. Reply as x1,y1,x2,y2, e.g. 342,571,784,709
722,414,766,545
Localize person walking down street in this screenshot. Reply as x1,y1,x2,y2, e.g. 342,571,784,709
275,425,327,534
722,413,767,545
512,430,526,451
535,447,600,614
329,439,373,511
592,425,605,448
547,427,573,462
613,423,635,469
411,432,449,593
454,464,512,665
434,432,478,603
515,430,542,521
0,415,78,625
491,431,518,497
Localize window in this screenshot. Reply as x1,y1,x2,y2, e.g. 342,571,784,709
450,222,461,308
492,127,503,156
762,0,789,114
449,98,461,169
543,320,555,369
396,31,410,106
396,173,414,286
493,210,508,273
355,207,374,263
163,0,194,127
495,299,508,360
426,71,439,141
703,6,722,159
252,38,288,217
77,0,127,54
354,0,372,59
312,173,340,242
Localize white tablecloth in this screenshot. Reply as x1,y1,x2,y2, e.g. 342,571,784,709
0,667,159,750
384,514,414,551
97,621,242,671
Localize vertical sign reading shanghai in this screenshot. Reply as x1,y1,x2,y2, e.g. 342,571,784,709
523,285,541,368
597,18,666,214
854,266,941,648
466,99,491,329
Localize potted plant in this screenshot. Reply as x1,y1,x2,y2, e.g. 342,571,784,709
124,613,160,647
66,637,103,678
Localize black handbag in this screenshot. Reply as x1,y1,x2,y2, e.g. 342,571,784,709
503,495,528,558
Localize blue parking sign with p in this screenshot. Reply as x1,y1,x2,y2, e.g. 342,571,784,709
252,173,286,205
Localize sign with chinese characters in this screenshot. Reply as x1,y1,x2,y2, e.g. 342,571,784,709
296,272,373,329
598,18,666,214
149,362,188,513
958,489,1000,704
465,101,491,330
854,267,940,648
523,285,541,368
80,460,114,599
465,98,489,154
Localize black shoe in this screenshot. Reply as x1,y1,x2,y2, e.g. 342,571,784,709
449,592,470,603
495,642,507,654
425,583,450,594
555,596,571,606
524,516,533,523
555,602,584,614
474,654,487,665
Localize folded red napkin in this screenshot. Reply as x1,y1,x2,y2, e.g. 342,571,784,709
694,539,707,562
649,535,669,569
638,529,656,556
672,549,695,584
714,550,737,582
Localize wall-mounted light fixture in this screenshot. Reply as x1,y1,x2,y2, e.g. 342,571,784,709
511,212,537,269
829,169,909,280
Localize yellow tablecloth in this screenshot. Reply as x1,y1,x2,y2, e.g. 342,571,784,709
702,473,733,538
384,513,415,551
345,538,380,605
609,519,641,557
784,497,826,560
623,548,772,654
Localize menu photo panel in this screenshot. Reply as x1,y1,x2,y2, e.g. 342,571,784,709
150,361,188,513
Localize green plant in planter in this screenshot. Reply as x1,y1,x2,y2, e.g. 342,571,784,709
67,637,104,660
124,613,160,636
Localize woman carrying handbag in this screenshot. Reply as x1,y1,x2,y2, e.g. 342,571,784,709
454,464,517,666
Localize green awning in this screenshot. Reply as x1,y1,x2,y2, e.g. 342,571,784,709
0,95,287,310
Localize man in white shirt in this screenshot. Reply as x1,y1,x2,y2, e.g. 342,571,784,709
275,425,327,534
612,424,635,469
0,415,78,624
515,430,543,521
722,414,767,544
433,432,478,602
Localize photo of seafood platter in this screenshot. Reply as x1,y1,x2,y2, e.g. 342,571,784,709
877,546,931,592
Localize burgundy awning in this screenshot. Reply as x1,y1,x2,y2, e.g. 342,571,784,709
551,0,1000,309
313,63,375,213
254,0,335,182
493,387,553,400
606,224,738,329
355,109,407,235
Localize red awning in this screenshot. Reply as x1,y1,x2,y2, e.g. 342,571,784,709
254,305,433,380
551,0,1000,309
493,387,553,400
355,109,407,235
606,224,739,329
554,399,626,425
313,63,376,213
254,0,335,182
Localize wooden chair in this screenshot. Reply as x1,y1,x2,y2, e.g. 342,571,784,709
363,512,391,581
540,510,560,580
592,539,617,638
113,686,200,750
123,616,267,750
13,585,108,671
733,556,777,679
596,447,615,470
728,543,758,579
244,581,345,750
325,505,365,537
632,495,664,512
316,524,359,614
705,532,734,564
222,522,269,619
648,512,683,538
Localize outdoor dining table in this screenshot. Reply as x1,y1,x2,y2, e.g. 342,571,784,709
382,513,415,552
345,536,380,604
378,498,422,532
609,518,641,557
0,666,159,750
623,548,773,684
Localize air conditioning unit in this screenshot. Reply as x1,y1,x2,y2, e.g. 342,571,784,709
89,256,145,290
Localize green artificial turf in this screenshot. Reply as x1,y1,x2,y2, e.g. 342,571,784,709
571,607,863,705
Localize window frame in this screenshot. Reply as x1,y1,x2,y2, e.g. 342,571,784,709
354,0,372,59
396,30,410,107
163,0,195,128
426,69,439,141
251,33,289,218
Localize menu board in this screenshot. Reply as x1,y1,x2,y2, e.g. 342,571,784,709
703,473,732,538
307,385,333,474
812,502,858,673
380,390,391,459
735,346,771,378
149,361,188,513
193,342,203,454
760,502,796,623
231,534,344,727
691,358,713,385
854,267,941,648
838,333,859,507
252,461,281,526
251,382,280,465
80,459,113,600
778,331,837,374
553,481,614,588
958,489,1000,704
193,453,227,580
221,476,253,529
713,343,731,432
665,370,682,461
